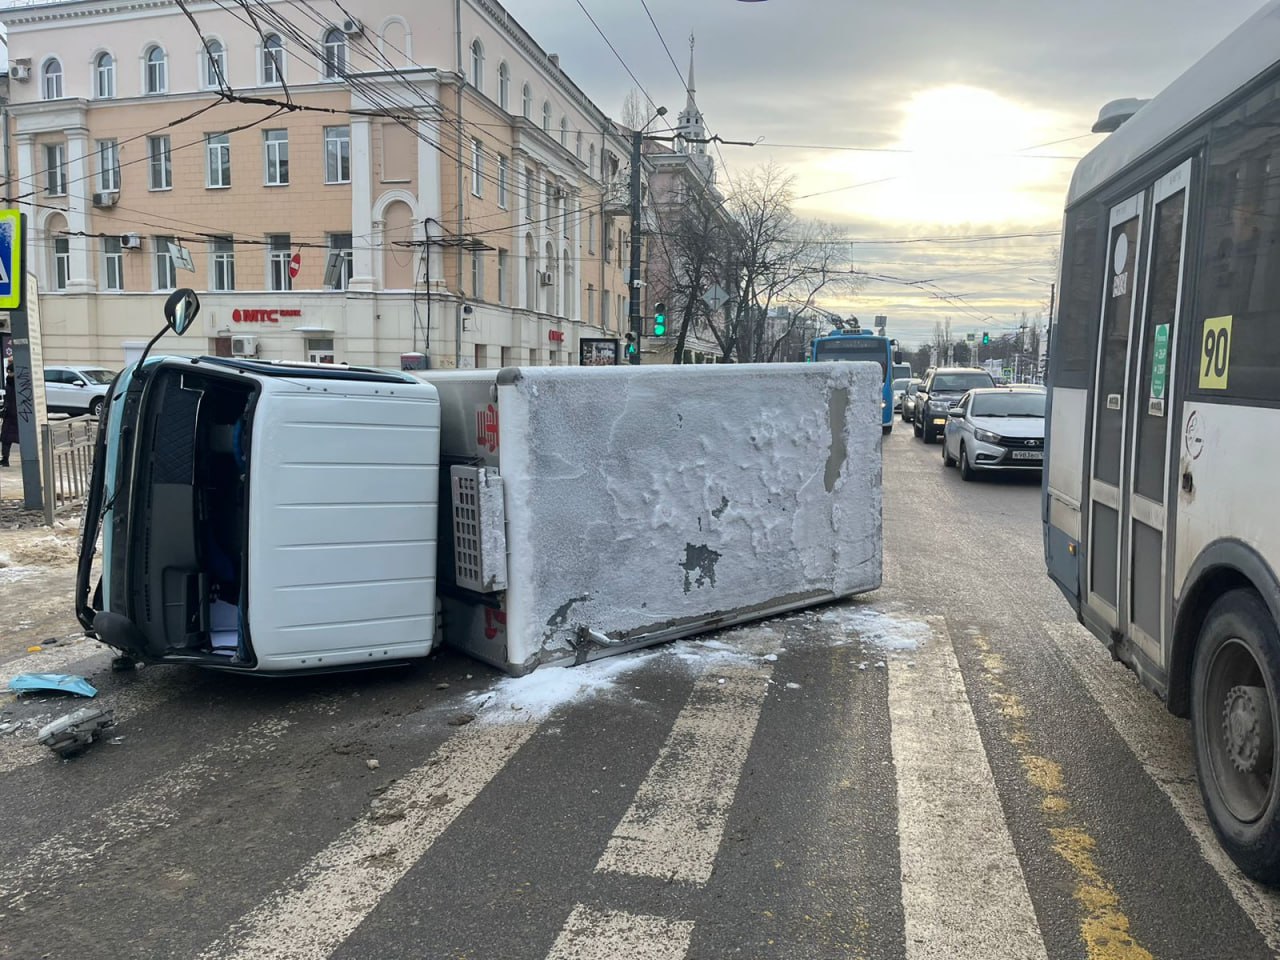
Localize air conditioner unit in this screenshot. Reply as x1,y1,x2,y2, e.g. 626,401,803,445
231,335,259,357
92,191,117,209
340,17,363,36
538,271,554,286
120,233,141,249
8,63,31,82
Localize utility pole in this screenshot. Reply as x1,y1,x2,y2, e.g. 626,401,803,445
628,128,643,364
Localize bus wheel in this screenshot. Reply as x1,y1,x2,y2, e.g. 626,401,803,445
1192,588,1280,884
882,424,892,436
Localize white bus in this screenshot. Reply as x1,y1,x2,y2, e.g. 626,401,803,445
1045,1,1280,884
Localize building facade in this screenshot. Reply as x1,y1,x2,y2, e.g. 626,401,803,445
0,0,638,369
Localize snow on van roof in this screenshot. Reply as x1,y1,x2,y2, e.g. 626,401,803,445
1068,1,1280,207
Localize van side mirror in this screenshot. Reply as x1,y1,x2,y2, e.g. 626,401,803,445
164,288,200,336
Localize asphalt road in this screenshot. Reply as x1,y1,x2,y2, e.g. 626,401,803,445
1,424,1278,960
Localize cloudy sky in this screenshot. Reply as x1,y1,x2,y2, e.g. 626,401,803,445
504,0,1266,347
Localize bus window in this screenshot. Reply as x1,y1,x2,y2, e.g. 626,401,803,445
1053,206,1103,388
1194,85,1280,403
812,338,888,376
1093,209,1142,490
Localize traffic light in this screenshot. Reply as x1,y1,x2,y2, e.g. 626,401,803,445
625,332,637,359
653,302,667,337
982,331,990,344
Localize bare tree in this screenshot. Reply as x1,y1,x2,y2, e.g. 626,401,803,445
705,164,858,363
621,88,658,133
650,185,728,363
932,317,953,365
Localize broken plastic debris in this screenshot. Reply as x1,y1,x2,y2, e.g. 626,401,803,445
26,646,42,653
9,674,98,698
785,682,802,690
366,759,380,771
763,654,779,662
38,706,114,758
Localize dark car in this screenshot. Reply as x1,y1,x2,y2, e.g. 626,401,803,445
900,378,923,423
913,367,996,442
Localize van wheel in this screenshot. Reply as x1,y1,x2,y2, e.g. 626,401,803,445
882,424,892,436
1192,589,1280,884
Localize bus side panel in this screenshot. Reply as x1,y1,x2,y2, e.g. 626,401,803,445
1045,386,1088,606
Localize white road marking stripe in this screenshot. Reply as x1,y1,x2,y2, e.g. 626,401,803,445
596,664,771,886
0,638,111,688
1044,621,1280,952
197,720,538,960
890,619,1049,960
544,905,694,960
0,719,292,909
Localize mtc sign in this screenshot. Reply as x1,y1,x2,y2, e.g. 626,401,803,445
548,330,565,343
233,308,303,323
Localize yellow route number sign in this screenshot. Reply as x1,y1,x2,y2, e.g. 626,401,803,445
0,209,22,310
1199,315,1232,390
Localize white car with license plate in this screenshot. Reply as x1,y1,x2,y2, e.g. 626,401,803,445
942,387,1045,480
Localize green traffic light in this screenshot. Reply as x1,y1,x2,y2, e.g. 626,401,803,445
653,301,667,337
982,332,990,344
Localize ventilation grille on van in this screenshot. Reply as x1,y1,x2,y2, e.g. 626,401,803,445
450,466,508,593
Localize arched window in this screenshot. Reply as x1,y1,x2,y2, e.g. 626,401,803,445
94,52,114,99
470,38,484,92
204,39,226,89
497,62,509,111
322,28,346,79
560,118,568,147
144,45,167,94
262,33,284,84
588,143,596,179
575,131,583,160
542,101,552,133
42,58,63,100
521,83,532,120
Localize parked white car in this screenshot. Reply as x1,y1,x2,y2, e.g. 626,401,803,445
942,387,1045,480
44,366,116,417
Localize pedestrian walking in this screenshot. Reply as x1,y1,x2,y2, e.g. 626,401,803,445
1,361,19,467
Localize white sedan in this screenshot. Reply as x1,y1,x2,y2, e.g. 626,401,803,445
941,387,1045,480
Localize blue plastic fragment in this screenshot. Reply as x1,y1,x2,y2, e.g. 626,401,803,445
8,674,98,698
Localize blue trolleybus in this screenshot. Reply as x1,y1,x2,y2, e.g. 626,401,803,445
811,331,899,434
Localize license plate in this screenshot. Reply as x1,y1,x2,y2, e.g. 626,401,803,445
1010,450,1043,460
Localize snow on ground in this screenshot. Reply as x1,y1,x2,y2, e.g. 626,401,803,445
815,605,931,652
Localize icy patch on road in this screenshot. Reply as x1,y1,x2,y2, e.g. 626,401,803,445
466,651,662,722
0,563,39,585
816,606,931,652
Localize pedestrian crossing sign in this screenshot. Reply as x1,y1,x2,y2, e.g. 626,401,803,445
0,210,23,310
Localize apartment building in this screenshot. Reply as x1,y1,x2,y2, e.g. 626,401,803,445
0,0,637,369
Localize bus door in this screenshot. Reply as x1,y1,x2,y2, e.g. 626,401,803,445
1085,191,1144,633
1124,160,1192,664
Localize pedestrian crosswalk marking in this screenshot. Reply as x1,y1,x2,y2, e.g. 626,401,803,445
1044,621,1280,954
196,720,540,960
889,618,1049,960
596,663,772,885
544,905,693,960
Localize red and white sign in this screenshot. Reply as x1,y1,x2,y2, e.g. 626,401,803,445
476,403,499,453
232,308,303,324
548,330,565,343
288,252,302,280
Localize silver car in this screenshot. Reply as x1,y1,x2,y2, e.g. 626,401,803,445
941,387,1045,479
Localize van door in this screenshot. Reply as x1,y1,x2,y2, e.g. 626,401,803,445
1124,160,1192,665
1085,191,1144,630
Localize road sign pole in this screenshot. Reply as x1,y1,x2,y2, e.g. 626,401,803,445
5,214,46,512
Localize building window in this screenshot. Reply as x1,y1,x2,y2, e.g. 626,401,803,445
144,45,167,94
498,62,509,111
586,285,595,324
94,52,114,99
497,155,509,208
154,235,176,290
206,133,231,188
588,213,595,253
576,132,583,160
544,178,554,221
103,236,124,291
589,143,596,179
97,139,120,193
471,139,484,197
45,144,66,196
522,83,532,119
205,39,226,88
322,28,346,79
148,136,172,190
497,248,508,304
267,234,292,291
42,58,63,100
307,337,335,364
602,289,610,329
542,101,551,133
560,118,568,147
324,125,350,183
524,167,534,220
470,38,484,92
211,236,235,291
264,129,289,185
327,233,353,290
262,33,284,85
471,250,483,298
53,236,69,291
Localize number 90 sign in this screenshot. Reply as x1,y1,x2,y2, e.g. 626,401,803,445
1199,316,1232,390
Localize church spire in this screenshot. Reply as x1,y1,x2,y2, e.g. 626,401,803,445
685,33,697,116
